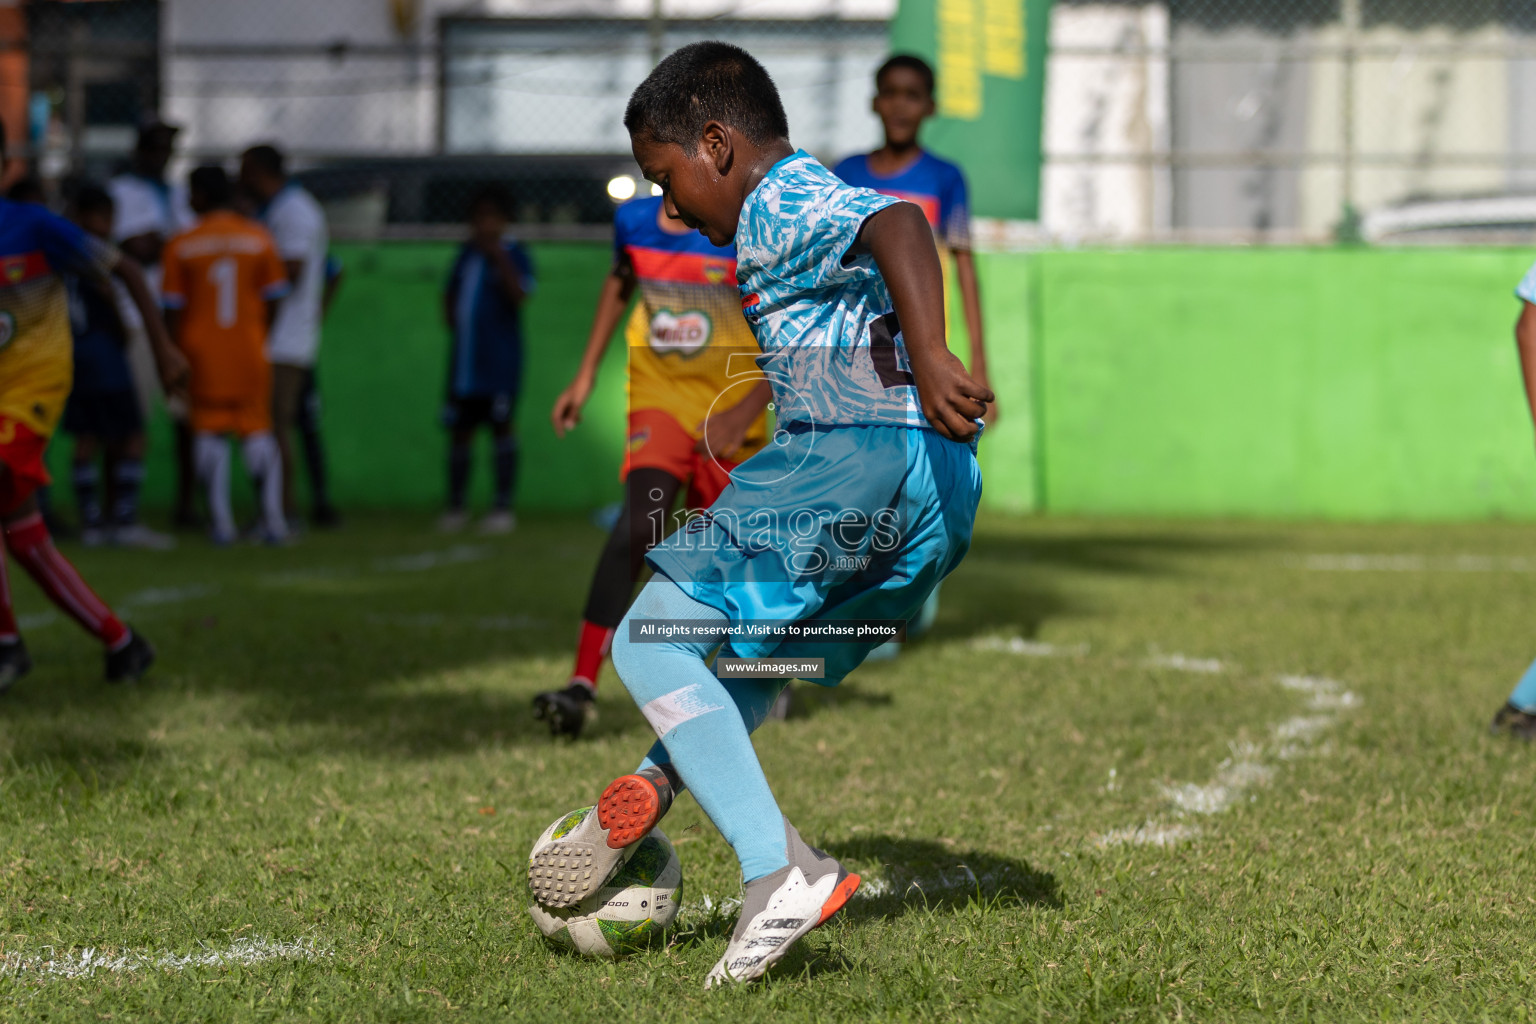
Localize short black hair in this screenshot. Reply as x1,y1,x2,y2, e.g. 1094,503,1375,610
189,165,233,207
71,183,114,217
242,143,285,179
624,41,788,149
876,54,936,98
468,183,512,220
6,177,44,204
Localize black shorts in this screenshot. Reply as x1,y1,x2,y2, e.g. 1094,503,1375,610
442,393,516,432
62,389,144,442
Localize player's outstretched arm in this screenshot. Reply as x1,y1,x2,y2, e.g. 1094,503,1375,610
1516,301,1536,448
859,202,992,441
552,264,637,437
952,248,995,424
112,254,189,401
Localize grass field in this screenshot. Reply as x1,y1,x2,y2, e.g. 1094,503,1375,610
3,513,1536,1021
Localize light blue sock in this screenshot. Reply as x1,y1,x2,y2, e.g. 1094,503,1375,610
1508,657,1536,713
612,578,789,882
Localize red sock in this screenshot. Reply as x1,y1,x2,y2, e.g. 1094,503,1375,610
4,513,128,649
0,531,16,642
572,620,615,690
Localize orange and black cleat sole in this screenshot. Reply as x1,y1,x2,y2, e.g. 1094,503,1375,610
814,873,861,928
597,774,666,849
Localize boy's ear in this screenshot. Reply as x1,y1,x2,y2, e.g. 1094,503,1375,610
701,120,733,177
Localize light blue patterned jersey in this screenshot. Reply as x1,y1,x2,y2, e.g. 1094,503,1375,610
735,151,929,428
1518,259,1536,304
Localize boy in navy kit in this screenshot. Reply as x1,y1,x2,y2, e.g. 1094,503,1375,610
526,42,991,987
440,186,534,534
62,186,172,549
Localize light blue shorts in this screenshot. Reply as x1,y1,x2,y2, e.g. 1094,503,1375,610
646,423,982,684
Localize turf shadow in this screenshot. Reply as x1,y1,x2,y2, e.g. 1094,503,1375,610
823,835,1062,921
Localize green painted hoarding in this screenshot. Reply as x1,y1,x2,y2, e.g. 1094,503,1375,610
56,243,1536,522
888,0,1053,220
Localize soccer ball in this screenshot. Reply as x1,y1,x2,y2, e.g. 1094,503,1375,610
526,806,683,958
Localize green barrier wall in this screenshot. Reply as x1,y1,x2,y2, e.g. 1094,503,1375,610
56,244,1536,521
1036,249,1536,520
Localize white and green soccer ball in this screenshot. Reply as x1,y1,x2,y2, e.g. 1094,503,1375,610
527,806,683,958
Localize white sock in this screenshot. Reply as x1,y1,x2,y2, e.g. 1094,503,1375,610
242,432,287,539
194,433,234,539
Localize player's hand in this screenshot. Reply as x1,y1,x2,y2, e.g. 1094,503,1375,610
910,350,993,442
695,401,753,461
551,376,593,437
155,345,191,405
971,369,998,425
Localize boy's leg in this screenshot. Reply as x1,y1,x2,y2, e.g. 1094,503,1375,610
71,435,104,537
297,370,338,524
1492,657,1536,738
241,432,287,541
0,526,26,692
534,469,681,737
2,505,128,651
194,433,236,543
490,393,518,514
531,577,795,907
444,414,474,528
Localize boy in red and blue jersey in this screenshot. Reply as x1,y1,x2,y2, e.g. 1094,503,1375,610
834,54,990,409
535,193,770,737
0,122,188,690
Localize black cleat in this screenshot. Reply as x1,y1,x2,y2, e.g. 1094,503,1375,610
1491,702,1536,740
105,630,155,684
0,639,33,695
533,682,596,739
311,504,342,529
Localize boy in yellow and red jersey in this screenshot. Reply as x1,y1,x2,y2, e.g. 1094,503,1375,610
161,166,291,546
0,120,189,692
534,193,770,737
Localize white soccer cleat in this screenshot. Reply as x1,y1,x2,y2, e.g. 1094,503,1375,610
110,523,177,551
478,510,516,535
528,768,677,909
437,510,469,534
704,820,860,989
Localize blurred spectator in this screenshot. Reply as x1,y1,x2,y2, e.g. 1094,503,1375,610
108,118,199,529
239,144,342,530
62,185,174,549
438,186,532,535
162,167,290,546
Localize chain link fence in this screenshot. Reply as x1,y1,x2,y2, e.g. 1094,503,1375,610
6,0,1536,244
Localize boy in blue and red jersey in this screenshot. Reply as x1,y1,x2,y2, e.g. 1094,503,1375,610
834,54,990,411
0,121,188,691
534,193,770,737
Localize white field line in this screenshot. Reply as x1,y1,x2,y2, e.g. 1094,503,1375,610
364,612,549,631
969,635,1090,657
15,584,219,633
1299,553,1536,573
0,936,329,983
1095,670,1360,848
1095,821,1202,849
1144,653,1228,674
261,545,492,588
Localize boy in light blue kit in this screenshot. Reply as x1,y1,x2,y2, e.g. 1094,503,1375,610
526,42,992,987
1492,260,1536,738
